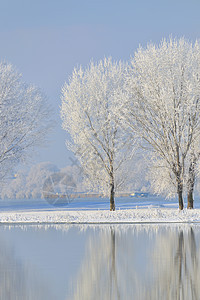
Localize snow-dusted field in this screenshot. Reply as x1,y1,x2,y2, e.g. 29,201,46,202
0,196,200,224
1,207,200,224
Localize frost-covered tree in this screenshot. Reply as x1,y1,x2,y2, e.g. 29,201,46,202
25,162,59,199
126,38,200,209
0,162,82,200
0,62,51,180
61,58,131,211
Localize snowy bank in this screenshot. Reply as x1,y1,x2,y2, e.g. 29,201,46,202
1,208,200,224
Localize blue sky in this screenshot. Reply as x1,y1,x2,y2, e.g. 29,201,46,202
0,0,200,168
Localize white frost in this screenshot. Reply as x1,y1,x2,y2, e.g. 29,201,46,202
0,207,200,224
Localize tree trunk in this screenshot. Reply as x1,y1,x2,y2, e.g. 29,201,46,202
187,190,194,209
176,161,184,209
187,159,195,209
178,183,184,210
178,190,184,210
175,146,184,210
110,183,115,211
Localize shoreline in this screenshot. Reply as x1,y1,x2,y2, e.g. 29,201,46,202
0,207,200,224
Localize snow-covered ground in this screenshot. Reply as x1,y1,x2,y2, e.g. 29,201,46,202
1,207,200,224
0,196,200,224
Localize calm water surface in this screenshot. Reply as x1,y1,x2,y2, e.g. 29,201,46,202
0,224,200,299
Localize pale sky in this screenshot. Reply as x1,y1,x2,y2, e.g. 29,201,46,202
0,0,200,168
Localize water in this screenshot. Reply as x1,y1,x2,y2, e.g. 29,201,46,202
0,194,200,212
0,224,200,299
0,195,182,211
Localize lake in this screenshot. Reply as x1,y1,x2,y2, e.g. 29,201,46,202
0,195,186,211
0,224,200,299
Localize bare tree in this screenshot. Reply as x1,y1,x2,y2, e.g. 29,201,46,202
61,58,131,211
0,62,52,181
125,38,200,209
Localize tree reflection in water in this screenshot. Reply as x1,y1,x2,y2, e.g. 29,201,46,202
0,230,54,300
70,227,122,299
149,227,200,300
69,225,200,300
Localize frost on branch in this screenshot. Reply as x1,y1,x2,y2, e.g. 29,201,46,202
126,37,200,209
61,58,132,211
0,62,52,180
